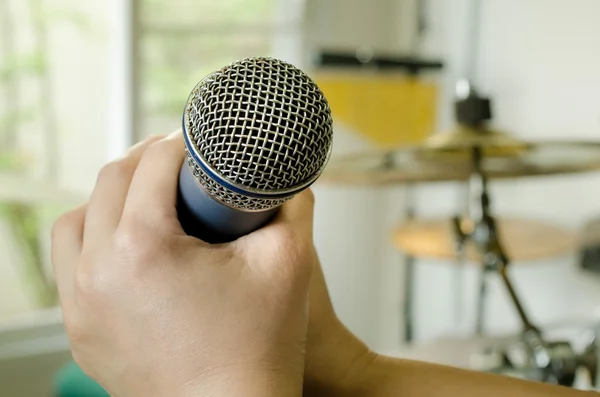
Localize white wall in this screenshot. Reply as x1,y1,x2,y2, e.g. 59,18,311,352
310,0,600,353
304,0,413,345
303,0,418,56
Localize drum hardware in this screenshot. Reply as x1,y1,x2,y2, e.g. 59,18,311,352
320,139,600,386
474,265,489,336
483,340,579,386
382,149,419,343
455,145,598,387
317,76,600,384
578,334,598,387
477,332,600,388
401,185,417,343
461,145,543,337
451,214,468,327
323,127,596,349
392,217,577,264
578,217,600,275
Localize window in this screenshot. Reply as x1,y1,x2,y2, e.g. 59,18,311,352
136,0,304,138
0,0,109,319
0,0,305,321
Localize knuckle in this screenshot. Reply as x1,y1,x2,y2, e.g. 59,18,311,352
97,160,133,182
143,138,170,159
112,223,161,265
74,263,105,302
143,134,165,145
51,216,67,241
142,135,181,162
51,209,80,240
63,313,88,345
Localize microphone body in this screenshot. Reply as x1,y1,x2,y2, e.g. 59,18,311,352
176,57,334,243
177,165,278,243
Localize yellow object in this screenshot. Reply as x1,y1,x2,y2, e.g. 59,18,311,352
313,71,439,148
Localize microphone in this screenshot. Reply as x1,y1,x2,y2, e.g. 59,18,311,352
177,57,334,243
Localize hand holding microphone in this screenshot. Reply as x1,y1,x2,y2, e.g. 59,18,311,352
51,131,318,397
51,57,332,396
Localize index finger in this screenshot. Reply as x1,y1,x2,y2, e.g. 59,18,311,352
120,131,186,232
51,203,86,312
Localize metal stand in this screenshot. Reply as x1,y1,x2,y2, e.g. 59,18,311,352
474,266,489,335
456,146,595,387
467,147,541,336
451,215,468,330
402,183,417,344
403,254,416,343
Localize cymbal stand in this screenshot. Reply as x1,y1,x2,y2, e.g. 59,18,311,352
384,150,417,344
467,147,541,331
402,183,417,344
474,257,490,336
451,214,468,329
465,146,583,386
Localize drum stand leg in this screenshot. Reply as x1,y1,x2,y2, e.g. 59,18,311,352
402,183,417,344
450,216,491,337
403,255,415,343
451,215,468,331
475,265,488,335
467,147,582,386
467,148,541,333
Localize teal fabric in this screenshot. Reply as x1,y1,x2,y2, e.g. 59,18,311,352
54,361,109,397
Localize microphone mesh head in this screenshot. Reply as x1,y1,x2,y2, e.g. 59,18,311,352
184,57,334,211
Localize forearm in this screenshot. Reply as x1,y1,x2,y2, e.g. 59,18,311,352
351,354,596,397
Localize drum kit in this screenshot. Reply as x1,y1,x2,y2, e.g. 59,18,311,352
318,80,600,389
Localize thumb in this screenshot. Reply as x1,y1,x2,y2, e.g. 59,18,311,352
240,188,317,287
235,188,316,252
272,188,316,240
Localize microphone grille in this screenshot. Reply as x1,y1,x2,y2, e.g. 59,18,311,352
184,57,333,197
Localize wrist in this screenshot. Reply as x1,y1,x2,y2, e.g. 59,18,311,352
178,365,304,397
344,353,399,397
303,319,378,397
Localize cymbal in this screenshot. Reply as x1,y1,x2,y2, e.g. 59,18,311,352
319,128,600,185
391,217,576,262
423,125,530,156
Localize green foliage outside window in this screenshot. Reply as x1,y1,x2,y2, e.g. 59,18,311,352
0,0,90,309
140,0,280,124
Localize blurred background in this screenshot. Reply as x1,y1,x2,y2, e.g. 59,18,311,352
2,0,600,395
